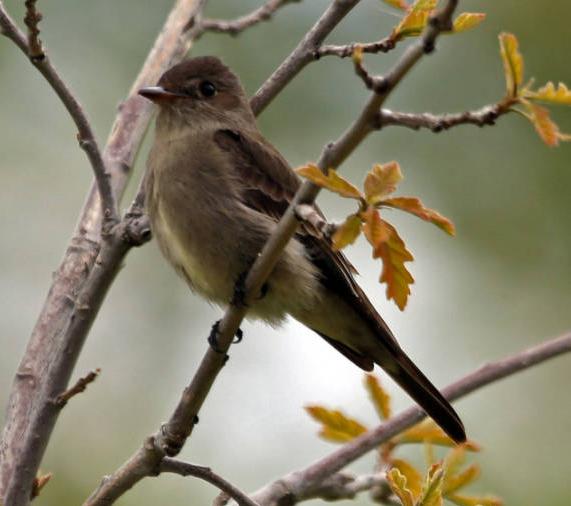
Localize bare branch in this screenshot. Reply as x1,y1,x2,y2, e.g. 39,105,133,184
54,368,100,407
0,0,208,503
0,1,118,229
247,331,571,506
378,101,514,132
199,0,300,37
299,471,389,502
316,37,395,59
160,458,259,506
23,0,43,60
294,204,338,238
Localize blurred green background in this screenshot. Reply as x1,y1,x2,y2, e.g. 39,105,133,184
1,0,570,504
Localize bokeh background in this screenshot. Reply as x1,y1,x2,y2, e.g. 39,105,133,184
1,0,571,504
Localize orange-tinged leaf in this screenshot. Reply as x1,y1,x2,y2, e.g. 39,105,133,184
305,406,367,443
364,161,403,205
397,421,481,451
392,459,423,500
522,100,571,147
332,214,362,250
296,164,363,199
444,464,480,495
448,494,503,506
381,197,455,235
362,208,390,255
526,81,571,105
387,468,415,506
499,32,524,96
381,0,409,10
419,464,444,506
452,13,485,33
375,221,414,310
364,374,392,420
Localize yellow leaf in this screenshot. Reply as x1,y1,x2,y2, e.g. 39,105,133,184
444,464,480,496
381,196,455,235
522,100,571,147
452,13,485,33
448,493,503,506
397,420,481,451
419,464,444,506
362,208,390,256
387,468,416,506
364,374,392,420
381,0,409,10
392,459,423,500
392,0,437,40
375,221,414,310
364,161,403,205
305,406,367,443
526,81,571,106
296,164,363,200
499,32,524,97
332,214,362,250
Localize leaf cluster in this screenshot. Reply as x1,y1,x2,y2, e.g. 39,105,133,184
306,375,501,506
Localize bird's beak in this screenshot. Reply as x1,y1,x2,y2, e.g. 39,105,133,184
138,86,187,103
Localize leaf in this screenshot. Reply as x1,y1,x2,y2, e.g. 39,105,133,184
381,197,455,235
375,221,414,310
419,464,444,506
364,374,392,420
499,32,524,96
381,0,409,10
522,100,571,147
444,464,480,495
525,81,571,105
296,164,363,200
452,13,486,33
392,0,437,40
305,406,367,443
364,161,403,205
332,214,362,250
397,420,481,451
448,494,503,506
362,207,390,256
392,459,423,500
387,468,415,506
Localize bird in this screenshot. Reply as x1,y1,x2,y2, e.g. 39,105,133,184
138,56,466,443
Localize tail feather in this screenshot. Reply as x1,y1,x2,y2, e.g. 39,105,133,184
381,348,466,444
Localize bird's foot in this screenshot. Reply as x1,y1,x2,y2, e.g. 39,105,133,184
207,320,244,359
231,270,269,306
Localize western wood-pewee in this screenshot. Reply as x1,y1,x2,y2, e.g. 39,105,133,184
139,56,466,443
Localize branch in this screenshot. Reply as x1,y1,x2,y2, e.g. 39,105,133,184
0,0,118,228
54,368,100,407
316,37,395,59
85,1,460,504
160,458,259,506
199,0,300,37
299,471,389,502
378,101,515,132
247,332,571,505
0,0,208,503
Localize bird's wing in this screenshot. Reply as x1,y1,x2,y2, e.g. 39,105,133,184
213,128,401,366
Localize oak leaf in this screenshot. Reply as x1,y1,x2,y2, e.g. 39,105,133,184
448,494,503,506
381,0,409,10
296,164,363,200
397,420,481,450
452,13,485,33
499,32,524,96
392,459,423,500
526,81,571,106
364,161,403,205
305,406,367,442
332,214,362,250
419,464,444,506
522,100,571,147
364,374,392,420
387,468,416,506
381,197,455,235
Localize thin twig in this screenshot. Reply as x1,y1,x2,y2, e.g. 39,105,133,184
54,368,100,407
300,471,389,502
247,332,571,505
198,0,300,37
0,1,118,230
23,0,43,60
378,101,515,132
160,458,259,506
316,37,395,59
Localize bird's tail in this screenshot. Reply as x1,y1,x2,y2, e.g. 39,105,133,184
378,347,466,444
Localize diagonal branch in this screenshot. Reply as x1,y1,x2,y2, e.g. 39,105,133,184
0,1,118,229
247,331,571,506
160,458,259,506
198,0,300,37
316,37,395,59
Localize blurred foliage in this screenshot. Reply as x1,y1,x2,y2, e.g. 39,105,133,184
1,0,571,505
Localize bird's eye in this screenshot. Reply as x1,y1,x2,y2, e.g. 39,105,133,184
199,80,217,98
